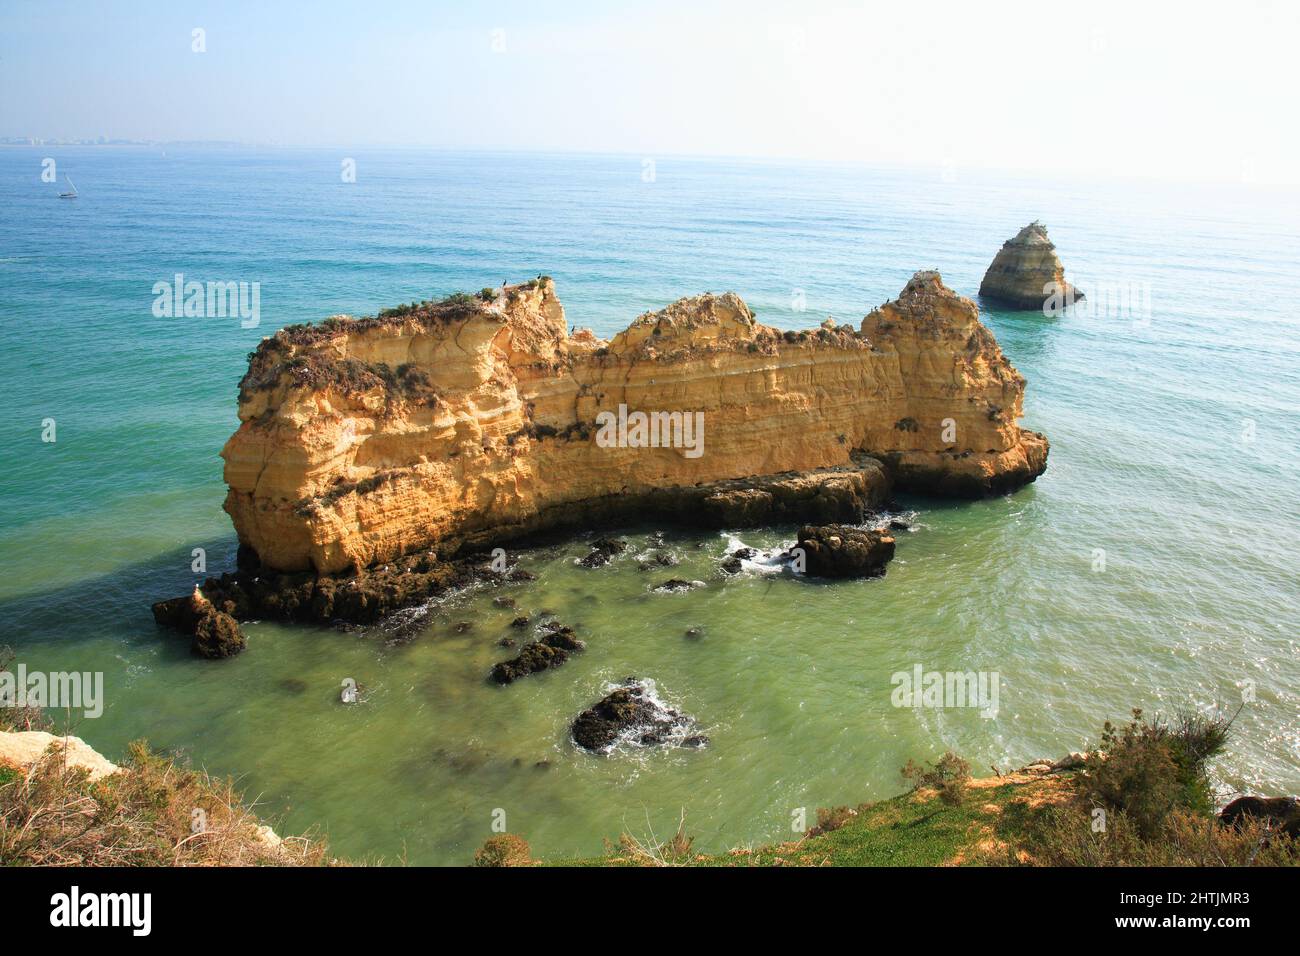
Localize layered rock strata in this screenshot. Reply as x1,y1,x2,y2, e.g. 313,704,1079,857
222,271,1047,575
979,221,1083,311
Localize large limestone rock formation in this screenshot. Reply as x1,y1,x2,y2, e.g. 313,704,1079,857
222,273,1048,573
979,221,1083,311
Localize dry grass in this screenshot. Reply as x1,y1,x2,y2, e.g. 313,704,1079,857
0,740,333,867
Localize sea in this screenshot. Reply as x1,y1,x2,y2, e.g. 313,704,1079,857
1,146,1297,864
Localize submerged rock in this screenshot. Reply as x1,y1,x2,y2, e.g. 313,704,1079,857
571,679,705,753
489,624,585,685
653,578,704,592
979,221,1083,311
796,524,896,579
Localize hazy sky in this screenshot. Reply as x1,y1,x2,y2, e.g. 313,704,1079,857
3,0,1298,184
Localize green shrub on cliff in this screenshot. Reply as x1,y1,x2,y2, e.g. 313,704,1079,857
1079,707,1230,838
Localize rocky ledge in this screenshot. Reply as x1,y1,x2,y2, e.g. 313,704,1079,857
979,221,1083,311
222,270,1047,575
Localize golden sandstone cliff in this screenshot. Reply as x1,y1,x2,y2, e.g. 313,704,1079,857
979,221,1083,310
222,272,1047,574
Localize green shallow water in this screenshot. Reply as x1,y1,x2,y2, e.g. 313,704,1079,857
2,147,1298,864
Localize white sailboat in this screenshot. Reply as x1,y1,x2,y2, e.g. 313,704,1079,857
59,176,78,199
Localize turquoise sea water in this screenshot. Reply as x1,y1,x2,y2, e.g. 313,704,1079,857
1,147,1298,864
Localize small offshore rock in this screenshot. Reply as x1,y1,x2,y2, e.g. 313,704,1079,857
654,578,703,592
796,524,895,579
571,679,701,753
578,537,628,568
490,624,585,684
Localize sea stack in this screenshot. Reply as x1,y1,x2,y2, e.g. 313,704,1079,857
979,221,1083,311
220,272,1047,574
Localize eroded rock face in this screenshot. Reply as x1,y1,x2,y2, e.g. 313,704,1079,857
223,273,1047,574
979,221,1083,311
796,524,896,578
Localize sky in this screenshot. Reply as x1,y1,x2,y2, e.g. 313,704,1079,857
2,0,1298,185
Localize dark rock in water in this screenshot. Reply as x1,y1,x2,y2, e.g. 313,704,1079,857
796,524,896,579
510,615,530,628
1219,796,1300,838
578,537,628,568
152,587,247,659
653,551,678,566
507,568,537,582
277,678,308,695
720,556,743,574
455,621,474,633
888,519,910,531
489,624,585,684
654,578,703,592
684,627,703,639
193,608,245,659
153,551,488,660
681,735,710,748
732,547,758,560
571,679,702,753
493,596,517,609
534,760,552,771
497,637,516,648
537,622,583,650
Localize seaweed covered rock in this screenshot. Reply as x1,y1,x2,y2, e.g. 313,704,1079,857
571,679,704,753
152,587,246,659
489,623,585,685
578,537,627,568
796,524,895,579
